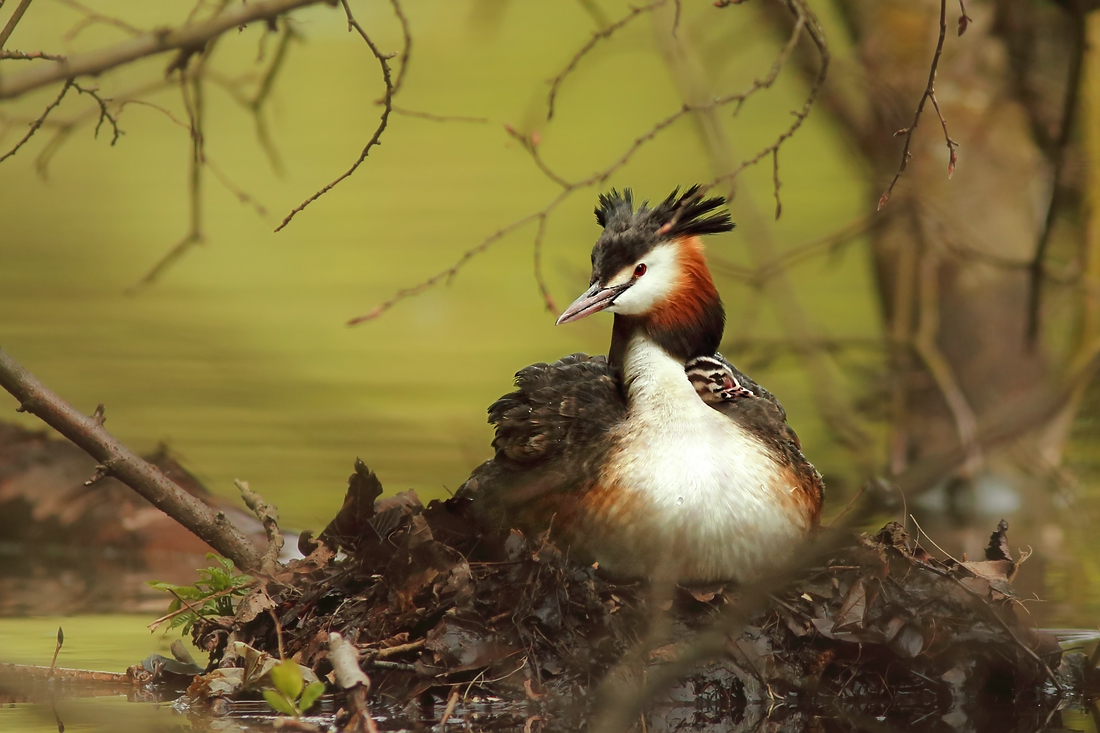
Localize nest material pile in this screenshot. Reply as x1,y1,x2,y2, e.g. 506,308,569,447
185,461,1089,731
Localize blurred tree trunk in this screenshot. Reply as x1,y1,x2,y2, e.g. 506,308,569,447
774,0,1092,476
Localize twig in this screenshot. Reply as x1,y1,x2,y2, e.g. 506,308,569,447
147,583,253,630
826,484,865,527
207,157,269,218
115,97,188,129
170,587,211,623
877,0,957,211
348,208,546,324
505,125,569,188
711,215,872,287
246,18,296,174
0,0,331,100
387,0,411,96
275,0,394,232
0,49,65,61
546,0,668,120
437,689,460,730
956,0,971,36
711,0,828,209
72,82,122,144
0,347,264,570
908,514,959,563
130,71,206,290
250,18,295,114
237,479,283,574
56,0,142,43
912,244,981,472
1025,16,1086,346
367,639,425,658
916,561,1064,693
115,96,268,219
532,213,555,312
0,0,32,49
391,106,487,123
0,78,71,164
349,0,827,323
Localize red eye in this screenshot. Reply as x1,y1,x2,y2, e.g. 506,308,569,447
634,263,647,278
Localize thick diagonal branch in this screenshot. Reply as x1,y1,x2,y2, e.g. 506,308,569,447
0,347,264,571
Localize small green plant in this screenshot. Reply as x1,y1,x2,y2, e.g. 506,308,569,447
147,554,254,633
263,659,325,718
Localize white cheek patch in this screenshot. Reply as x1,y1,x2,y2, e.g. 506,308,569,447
607,243,679,316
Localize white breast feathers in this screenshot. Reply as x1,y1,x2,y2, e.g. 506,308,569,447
597,335,810,582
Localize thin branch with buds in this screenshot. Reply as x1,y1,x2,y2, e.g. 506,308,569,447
0,79,72,164
709,0,828,219
348,0,825,324
1,50,66,61
275,0,397,232
0,0,332,101
877,0,963,211
130,69,207,290
545,0,668,121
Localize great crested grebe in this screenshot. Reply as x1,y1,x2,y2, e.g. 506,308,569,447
458,186,823,583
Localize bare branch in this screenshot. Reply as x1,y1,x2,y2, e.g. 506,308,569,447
710,0,829,213
1025,15,1086,345
56,0,142,43
504,124,570,188
352,0,828,323
877,0,958,211
0,0,33,49
0,79,71,164
711,215,872,287
0,347,264,571
72,82,122,145
0,0,332,101
207,157,269,219
391,105,487,123
0,49,65,61
912,244,981,472
275,0,394,232
532,213,556,313
387,0,411,96
130,72,206,290
546,0,668,121
347,208,548,325
33,80,168,178
117,97,268,219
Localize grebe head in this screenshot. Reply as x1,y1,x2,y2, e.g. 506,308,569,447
556,186,734,327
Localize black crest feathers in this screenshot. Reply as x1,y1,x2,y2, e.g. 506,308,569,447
594,185,734,239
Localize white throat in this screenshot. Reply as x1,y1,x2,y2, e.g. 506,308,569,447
595,332,808,582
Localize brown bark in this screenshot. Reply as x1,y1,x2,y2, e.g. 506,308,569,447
0,347,264,571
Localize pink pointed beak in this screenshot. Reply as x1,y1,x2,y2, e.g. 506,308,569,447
555,282,631,325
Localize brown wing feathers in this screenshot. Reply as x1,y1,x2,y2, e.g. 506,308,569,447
488,354,624,467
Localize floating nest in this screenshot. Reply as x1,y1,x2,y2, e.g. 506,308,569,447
181,461,1097,732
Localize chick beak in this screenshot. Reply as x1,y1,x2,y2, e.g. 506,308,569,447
555,282,631,325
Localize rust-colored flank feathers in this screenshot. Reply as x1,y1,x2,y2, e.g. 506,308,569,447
458,186,824,584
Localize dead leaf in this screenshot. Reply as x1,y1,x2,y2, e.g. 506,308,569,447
832,580,867,632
